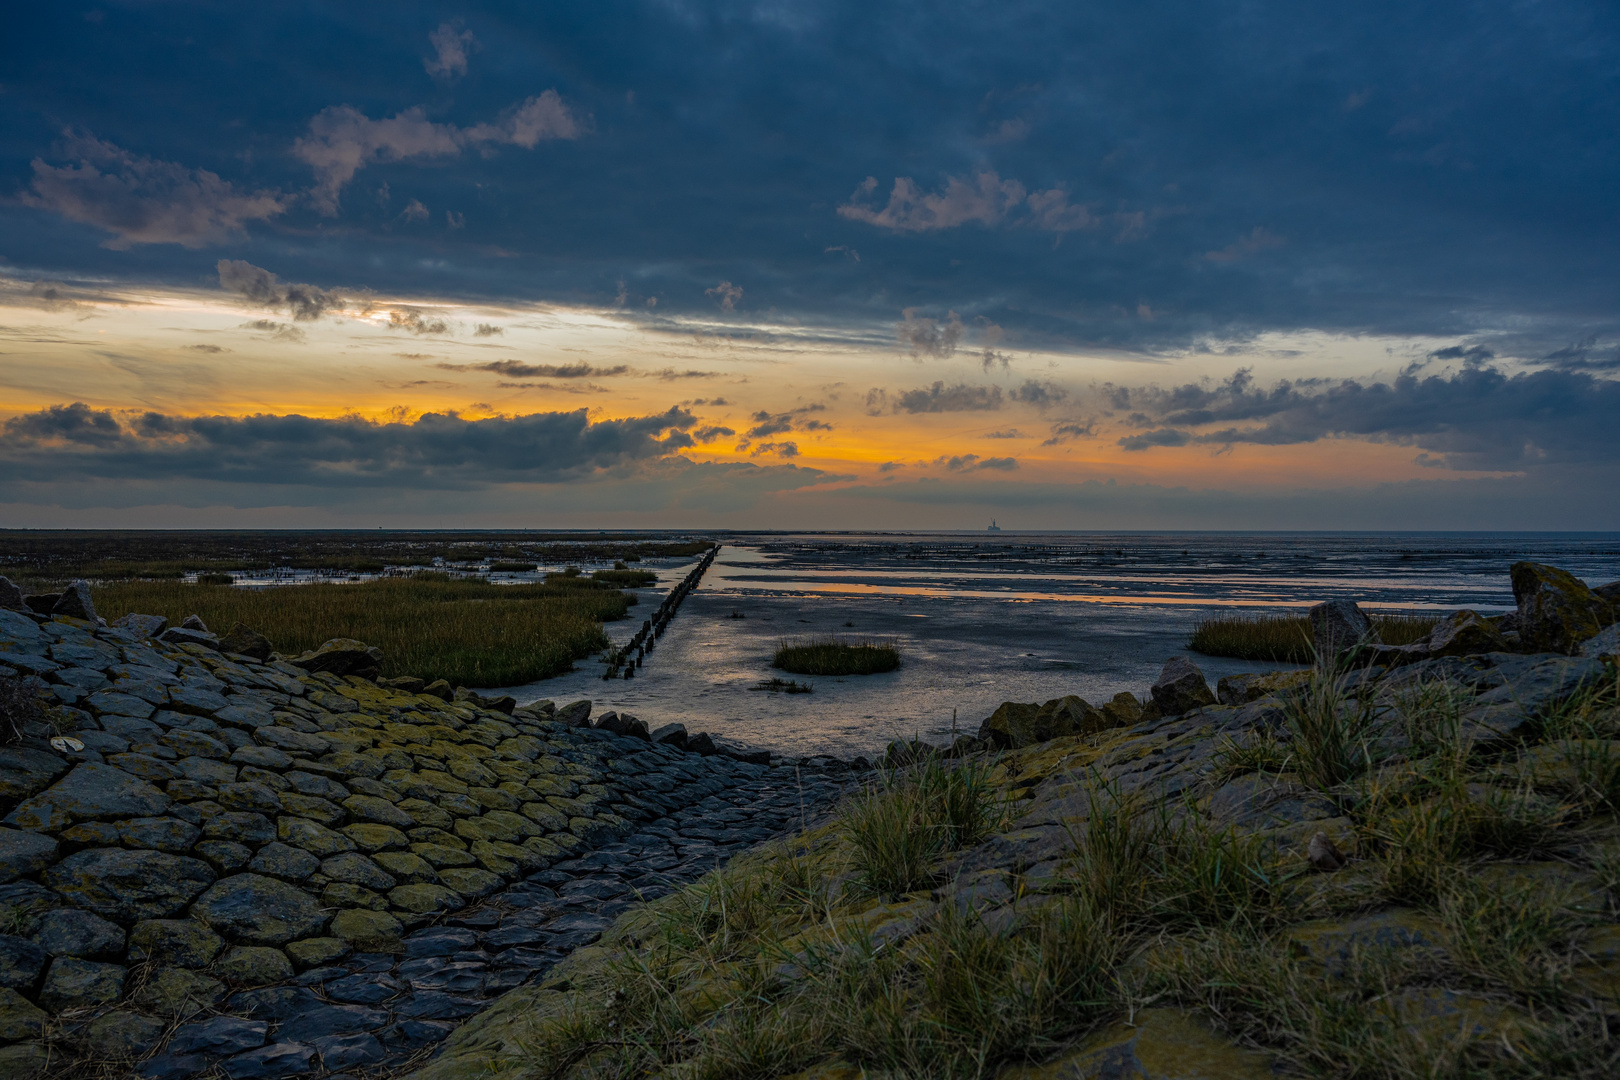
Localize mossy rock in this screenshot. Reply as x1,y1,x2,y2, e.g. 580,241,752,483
979,696,1111,750
330,908,403,952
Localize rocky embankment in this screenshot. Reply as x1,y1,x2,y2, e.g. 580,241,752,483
0,582,854,1079
406,560,1620,1080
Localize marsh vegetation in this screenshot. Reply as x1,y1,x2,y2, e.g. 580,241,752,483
92,575,636,687
773,637,902,676
1189,611,1438,663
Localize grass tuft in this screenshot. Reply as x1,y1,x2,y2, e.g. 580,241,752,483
751,677,813,694
774,637,900,676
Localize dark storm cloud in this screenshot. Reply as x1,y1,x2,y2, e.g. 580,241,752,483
744,405,829,438
5,2,1620,375
0,403,697,487
1114,364,1620,470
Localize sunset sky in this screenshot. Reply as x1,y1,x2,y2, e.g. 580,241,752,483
3,2,1618,529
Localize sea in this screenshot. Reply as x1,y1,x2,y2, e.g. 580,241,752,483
492,533,1620,760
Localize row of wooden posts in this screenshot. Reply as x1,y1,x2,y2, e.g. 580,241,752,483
602,544,721,680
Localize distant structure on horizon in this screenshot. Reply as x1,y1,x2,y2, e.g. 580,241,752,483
987,520,1002,532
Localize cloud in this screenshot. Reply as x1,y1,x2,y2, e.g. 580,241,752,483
893,382,1004,413
706,280,743,311
473,323,504,337
750,441,799,458
655,368,720,379
444,360,630,378
897,308,963,358
1114,364,1620,471
1536,336,1620,372
240,319,306,343
745,404,829,437
182,344,227,354
938,453,1018,471
694,425,735,441
425,22,478,80
401,199,430,222
217,260,346,321
1042,421,1095,446
1010,380,1067,406
841,170,1131,237
22,132,285,248
1,403,699,487
1204,227,1286,263
984,429,1024,439
389,308,449,335
839,172,1027,231
294,91,581,213
1119,428,1192,450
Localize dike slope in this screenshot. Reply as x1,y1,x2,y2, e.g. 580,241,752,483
0,605,850,1079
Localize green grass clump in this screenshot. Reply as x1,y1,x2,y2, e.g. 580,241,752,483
1188,612,1438,663
844,755,1010,896
774,637,900,676
591,567,658,587
92,576,635,687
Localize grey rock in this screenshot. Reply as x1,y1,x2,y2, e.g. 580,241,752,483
86,690,158,718
256,727,330,755
323,973,401,1004
39,957,126,1010
113,614,169,639
1149,656,1217,717
649,722,688,747
381,1018,455,1048
191,874,329,945
320,853,397,890
216,782,284,814
247,843,320,882
118,815,202,853
53,666,111,693
80,1010,167,1056
218,624,274,662
175,755,237,785
554,700,592,727
106,752,179,783
278,1003,388,1041
396,990,484,1018
0,608,47,653
0,748,71,802
1580,623,1620,659
170,685,231,715
43,848,216,922
287,638,382,678
0,576,23,611
73,731,128,756
161,628,220,649
169,1015,268,1055
0,828,58,884
221,1042,315,1079
194,841,254,872
30,908,125,958
231,745,294,770
402,926,477,957
128,919,225,968
51,581,98,623
0,935,48,991
1308,599,1378,663
311,1032,386,1069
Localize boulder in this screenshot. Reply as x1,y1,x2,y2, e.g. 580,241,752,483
218,946,294,985
649,722,688,748
190,874,328,945
160,627,219,649
23,594,60,616
0,748,70,803
1422,609,1508,658
977,695,1109,750
379,676,425,694
288,639,383,679
1511,561,1615,654
112,613,169,638
0,577,23,612
0,987,48,1041
180,615,210,633
50,581,98,623
329,909,402,953
421,680,453,701
1580,623,1620,660
217,624,274,662
1216,670,1310,706
30,908,124,958
1149,657,1217,717
0,829,58,884
38,956,125,1010
1308,600,1379,663
0,935,48,991
684,732,717,756
128,919,225,968
1098,691,1144,728
554,700,592,728
44,849,216,922
7,761,171,831
80,1010,167,1057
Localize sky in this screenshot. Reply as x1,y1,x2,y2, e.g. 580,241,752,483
2,1,1618,530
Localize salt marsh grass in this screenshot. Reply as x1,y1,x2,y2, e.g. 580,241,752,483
93,576,633,687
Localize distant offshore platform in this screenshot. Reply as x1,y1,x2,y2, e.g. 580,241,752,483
987,520,1002,532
